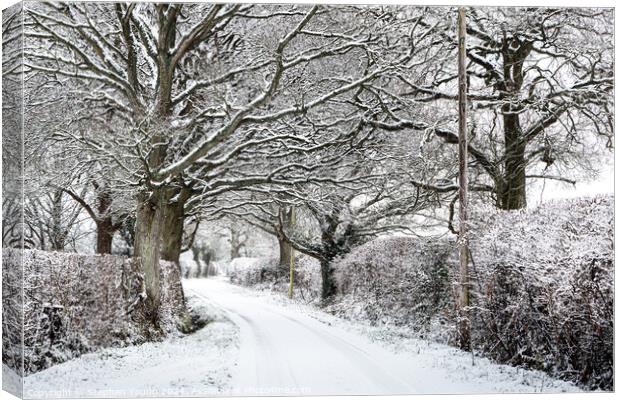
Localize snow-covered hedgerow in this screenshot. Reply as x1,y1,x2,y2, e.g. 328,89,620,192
467,195,614,390
330,237,455,340
331,195,613,390
228,256,321,302
2,249,24,377
2,249,186,375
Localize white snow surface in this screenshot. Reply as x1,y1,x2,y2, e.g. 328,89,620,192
23,277,581,398
2,364,22,398
186,278,581,396
22,291,239,399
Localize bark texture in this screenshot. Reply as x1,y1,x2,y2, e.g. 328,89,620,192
160,187,191,264
497,112,527,210
277,207,294,268
133,190,165,322
95,219,114,254
320,258,337,301
279,238,293,269
495,37,532,210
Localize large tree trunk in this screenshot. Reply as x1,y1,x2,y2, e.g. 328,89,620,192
278,238,293,269
131,12,179,326
159,184,192,264
134,189,194,329
320,258,337,301
133,189,166,322
95,218,114,254
498,114,527,210
157,186,194,332
277,206,294,268
317,219,343,302
496,43,531,211
160,198,186,264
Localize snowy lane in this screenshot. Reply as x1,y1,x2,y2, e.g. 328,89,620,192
186,278,414,396
185,277,581,396
23,277,581,399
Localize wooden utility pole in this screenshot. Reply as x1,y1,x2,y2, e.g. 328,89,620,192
457,7,470,351
288,206,296,299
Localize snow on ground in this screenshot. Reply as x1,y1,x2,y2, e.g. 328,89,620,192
22,292,239,399
3,364,22,398
186,277,581,395
22,276,581,399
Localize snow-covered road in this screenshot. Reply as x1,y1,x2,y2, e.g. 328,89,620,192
185,277,580,396
186,278,415,396
23,277,580,398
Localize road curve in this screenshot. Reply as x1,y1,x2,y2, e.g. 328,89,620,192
185,277,419,396
23,276,580,398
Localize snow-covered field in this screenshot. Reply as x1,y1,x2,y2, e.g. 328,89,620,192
22,277,581,398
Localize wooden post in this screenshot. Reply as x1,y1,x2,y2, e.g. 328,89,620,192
288,206,296,299
457,7,470,351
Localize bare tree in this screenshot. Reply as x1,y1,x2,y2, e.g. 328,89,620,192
22,188,86,252
392,7,614,209
59,182,126,254
220,126,443,301
25,3,431,319
2,6,24,250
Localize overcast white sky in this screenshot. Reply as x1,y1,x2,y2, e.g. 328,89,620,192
529,163,614,206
